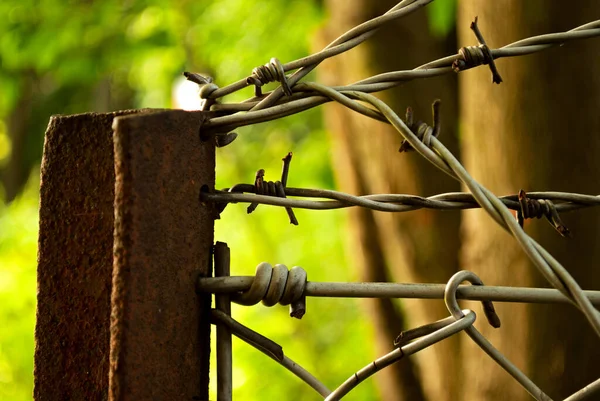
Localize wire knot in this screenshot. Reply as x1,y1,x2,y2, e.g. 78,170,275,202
454,45,493,69
517,190,571,237
247,58,293,97
452,17,503,84
232,262,308,319
247,152,298,225
400,99,441,152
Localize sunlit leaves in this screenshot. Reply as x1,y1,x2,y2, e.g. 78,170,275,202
0,1,383,400
0,174,38,401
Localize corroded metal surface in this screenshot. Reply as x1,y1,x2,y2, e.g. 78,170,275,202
110,110,215,401
35,109,215,401
35,110,141,401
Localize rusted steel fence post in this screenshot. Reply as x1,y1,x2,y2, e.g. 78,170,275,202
35,110,215,401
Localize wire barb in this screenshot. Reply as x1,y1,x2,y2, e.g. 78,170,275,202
241,154,299,225
191,2,600,398
399,99,441,152
517,189,572,237
452,16,503,84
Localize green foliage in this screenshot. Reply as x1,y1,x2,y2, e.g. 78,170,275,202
213,130,377,400
0,0,384,400
0,173,38,401
427,0,457,38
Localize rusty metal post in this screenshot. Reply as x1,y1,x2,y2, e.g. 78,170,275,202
34,110,215,401
35,111,141,401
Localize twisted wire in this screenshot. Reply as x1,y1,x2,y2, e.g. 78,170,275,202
192,18,600,134
204,185,600,219
205,96,600,335
194,2,600,399
186,0,433,106
351,93,600,338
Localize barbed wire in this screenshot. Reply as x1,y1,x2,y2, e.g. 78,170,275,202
203,175,599,236
191,0,600,400
184,5,600,135
202,255,600,401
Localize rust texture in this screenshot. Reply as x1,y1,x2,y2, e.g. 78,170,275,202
110,110,215,401
35,110,142,400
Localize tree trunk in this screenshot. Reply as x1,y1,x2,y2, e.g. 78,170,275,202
2,75,34,203
320,1,460,400
458,2,600,400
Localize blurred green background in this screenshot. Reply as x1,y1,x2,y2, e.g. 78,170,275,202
0,0,453,400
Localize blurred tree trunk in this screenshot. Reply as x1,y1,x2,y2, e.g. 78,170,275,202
1,75,35,203
319,1,460,400
458,2,600,400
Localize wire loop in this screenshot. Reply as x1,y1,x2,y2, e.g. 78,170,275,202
444,271,551,400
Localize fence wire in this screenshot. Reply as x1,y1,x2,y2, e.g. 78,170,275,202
191,0,600,400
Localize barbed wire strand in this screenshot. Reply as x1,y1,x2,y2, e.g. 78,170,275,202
193,1,600,399
206,187,600,212
199,21,600,134
204,94,600,331
201,0,432,105
353,93,600,336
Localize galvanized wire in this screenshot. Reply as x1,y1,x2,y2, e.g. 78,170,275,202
205,186,599,237
191,17,600,133
198,272,600,307
194,1,600,400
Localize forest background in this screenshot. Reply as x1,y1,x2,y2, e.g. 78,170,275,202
2,1,600,400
